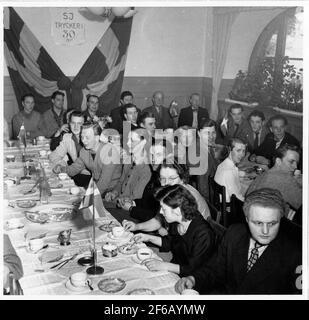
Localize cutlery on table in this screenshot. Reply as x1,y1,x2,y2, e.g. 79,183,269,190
50,253,78,270
87,280,94,291
33,244,49,254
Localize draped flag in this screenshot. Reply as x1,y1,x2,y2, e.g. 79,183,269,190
4,7,133,115
79,178,109,219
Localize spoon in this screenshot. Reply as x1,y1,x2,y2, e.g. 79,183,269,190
33,244,48,254
87,280,94,291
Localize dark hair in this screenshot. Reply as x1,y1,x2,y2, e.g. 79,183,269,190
21,93,34,102
123,103,138,116
138,111,156,126
157,161,189,184
87,94,99,102
227,137,246,151
120,91,133,100
154,184,199,221
69,110,86,123
248,110,265,121
81,122,102,136
199,118,217,131
51,91,65,100
274,143,300,160
244,188,286,217
269,115,288,126
229,103,243,113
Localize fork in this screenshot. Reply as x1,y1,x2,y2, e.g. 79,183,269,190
51,253,78,270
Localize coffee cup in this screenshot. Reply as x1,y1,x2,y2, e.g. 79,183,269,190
70,187,80,195
70,272,87,287
137,248,153,261
29,238,44,252
181,289,199,295
58,173,68,180
6,155,16,162
112,226,125,238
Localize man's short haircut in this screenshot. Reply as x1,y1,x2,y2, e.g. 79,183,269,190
69,110,85,123
199,118,217,131
248,110,265,122
138,111,156,126
87,94,99,102
274,143,300,160
229,103,243,113
152,91,164,99
244,188,286,217
21,93,35,102
120,91,133,100
227,137,246,151
269,114,288,126
51,91,65,100
81,121,102,136
123,103,138,115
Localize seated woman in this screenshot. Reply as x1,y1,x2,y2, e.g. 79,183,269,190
122,161,211,234
133,184,216,276
3,234,23,294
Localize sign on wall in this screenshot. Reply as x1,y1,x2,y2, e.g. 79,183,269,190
51,8,85,46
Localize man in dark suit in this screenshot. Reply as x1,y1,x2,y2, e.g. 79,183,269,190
175,188,301,294
123,103,140,131
253,115,300,165
238,110,269,154
218,103,250,144
143,91,173,130
177,93,209,129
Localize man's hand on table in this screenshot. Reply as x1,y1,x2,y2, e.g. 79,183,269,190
142,259,169,272
53,164,67,174
175,276,196,294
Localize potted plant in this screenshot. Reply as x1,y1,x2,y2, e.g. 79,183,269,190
229,57,303,115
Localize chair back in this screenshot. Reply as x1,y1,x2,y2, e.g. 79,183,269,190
208,176,228,227
207,219,227,250
207,200,222,224
230,194,246,226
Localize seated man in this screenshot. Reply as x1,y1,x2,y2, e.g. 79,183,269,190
3,234,23,294
105,128,152,202
214,138,246,202
218,103,250,143
238,110,269,154
254,115,300,165
122,103,140,131
247,144,302,213
12,93,42,139
55,122,122,195
178,93,209,129
196,119,221,201
143,91,173,130
175,188,302,294
50,111,91,188
83,94,100,122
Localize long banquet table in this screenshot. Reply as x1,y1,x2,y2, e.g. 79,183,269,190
3,143,179,295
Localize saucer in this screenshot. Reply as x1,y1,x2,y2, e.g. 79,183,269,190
65,279,92,293
107,231,131,241
127,288,155,295
131,255,149,266
16,199,37,209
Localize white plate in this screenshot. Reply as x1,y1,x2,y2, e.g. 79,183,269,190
65,279,92,293
98,277,126,293
107,231,131,241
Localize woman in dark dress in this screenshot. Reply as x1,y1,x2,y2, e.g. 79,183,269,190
133,184,215,277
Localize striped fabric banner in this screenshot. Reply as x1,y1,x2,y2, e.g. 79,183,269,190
4,7,133,115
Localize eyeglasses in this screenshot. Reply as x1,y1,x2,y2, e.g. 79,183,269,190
159,175,179,183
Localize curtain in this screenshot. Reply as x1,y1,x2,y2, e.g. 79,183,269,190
210,11,238,120
4,7,133,115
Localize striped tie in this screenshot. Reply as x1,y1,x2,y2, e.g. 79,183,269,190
247,241,263,272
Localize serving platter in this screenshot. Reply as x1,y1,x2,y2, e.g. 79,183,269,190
98,277,126,293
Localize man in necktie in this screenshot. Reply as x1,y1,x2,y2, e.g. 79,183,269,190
175,188,302,294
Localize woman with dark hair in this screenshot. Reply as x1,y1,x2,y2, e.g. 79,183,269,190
122,160,210,232
133,184,215,276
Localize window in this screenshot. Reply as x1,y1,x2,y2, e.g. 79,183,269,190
248,7,303,111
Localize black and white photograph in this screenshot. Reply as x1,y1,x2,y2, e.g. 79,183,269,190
1,0,307,303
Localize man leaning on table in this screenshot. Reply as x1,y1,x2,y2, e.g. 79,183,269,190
53,122,122,195
175,188,301,294
50,110,91,188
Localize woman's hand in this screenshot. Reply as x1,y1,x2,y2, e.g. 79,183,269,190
122,219,137,232
105,190,118,202
174,276,195,294
133,233,151,243
143,259,168,272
